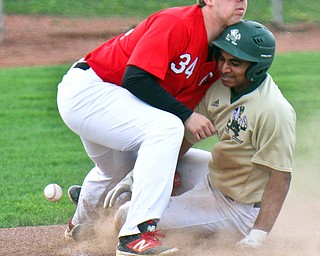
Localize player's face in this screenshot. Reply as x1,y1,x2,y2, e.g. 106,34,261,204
214,0,247,26
217,50,252,93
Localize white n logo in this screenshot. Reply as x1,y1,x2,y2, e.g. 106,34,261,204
133,239,151,252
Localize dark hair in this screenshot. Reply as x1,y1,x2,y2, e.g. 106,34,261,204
197,0,206,7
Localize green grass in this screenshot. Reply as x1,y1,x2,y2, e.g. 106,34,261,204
0,52,319,228
269,52,320,119
0,65,92,227
3,0,320,23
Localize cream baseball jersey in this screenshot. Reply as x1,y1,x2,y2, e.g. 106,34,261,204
84,5,219,109
190,75,296,203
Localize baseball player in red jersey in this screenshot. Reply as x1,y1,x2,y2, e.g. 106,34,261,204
57,1,247,255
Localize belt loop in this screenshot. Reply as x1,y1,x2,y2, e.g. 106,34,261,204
253,202,261,208
224,194,261,208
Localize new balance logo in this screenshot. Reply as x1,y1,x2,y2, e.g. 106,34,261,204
117,232,177,255
211,99,220,107
132,238,152,252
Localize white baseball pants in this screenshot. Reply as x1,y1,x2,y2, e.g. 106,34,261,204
57,61,184,237
117,148,260,237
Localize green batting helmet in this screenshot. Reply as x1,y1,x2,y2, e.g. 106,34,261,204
212,20,276,82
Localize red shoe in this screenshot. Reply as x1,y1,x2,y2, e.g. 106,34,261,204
116,230,177,255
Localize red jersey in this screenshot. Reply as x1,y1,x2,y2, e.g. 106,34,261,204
85,5,219,109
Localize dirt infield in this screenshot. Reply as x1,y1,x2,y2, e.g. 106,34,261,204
1,15,320,256
1,15,320,68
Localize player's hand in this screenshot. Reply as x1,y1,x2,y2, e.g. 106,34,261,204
236,229,268,249
184,112,216,142
103,171,134,208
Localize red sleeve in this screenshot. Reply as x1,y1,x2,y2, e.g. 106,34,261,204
127,14,189,81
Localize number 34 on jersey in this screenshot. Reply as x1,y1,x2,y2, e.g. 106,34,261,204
171,53,218,87
171,53,198,79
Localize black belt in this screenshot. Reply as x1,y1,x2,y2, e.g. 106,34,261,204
74,62,90,70
253,202,261,208
225,195,261,208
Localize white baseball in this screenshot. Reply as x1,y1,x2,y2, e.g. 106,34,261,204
44,183,63,202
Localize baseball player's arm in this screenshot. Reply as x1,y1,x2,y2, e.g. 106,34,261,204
253,167,291,232
123,66,215,141
123,65,193,122
238,166,291,248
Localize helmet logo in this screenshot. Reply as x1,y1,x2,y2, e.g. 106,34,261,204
226,29,241,45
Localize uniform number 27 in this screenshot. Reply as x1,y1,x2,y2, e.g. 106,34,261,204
171,54,198,79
